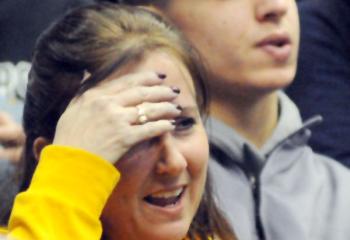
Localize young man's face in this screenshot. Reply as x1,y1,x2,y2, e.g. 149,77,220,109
159,0,300,97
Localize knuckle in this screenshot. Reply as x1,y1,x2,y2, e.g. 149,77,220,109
125,76,136,88
137,87,149,99
142,71,156,80
147,71,158,80
141,102,152,111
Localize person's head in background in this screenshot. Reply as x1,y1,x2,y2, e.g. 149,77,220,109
18,3,235,240
106,0,300,147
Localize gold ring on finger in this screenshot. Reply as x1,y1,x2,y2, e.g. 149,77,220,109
136,105,148,124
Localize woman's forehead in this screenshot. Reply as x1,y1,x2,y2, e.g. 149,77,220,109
103,50,197,108
134,50,196,93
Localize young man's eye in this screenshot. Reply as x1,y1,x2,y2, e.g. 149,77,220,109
174,117,196,132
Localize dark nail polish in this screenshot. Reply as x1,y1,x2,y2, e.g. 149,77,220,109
176,105,183,111
171,86,180,94
157,73,167,79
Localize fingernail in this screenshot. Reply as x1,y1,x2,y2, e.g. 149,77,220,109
171,86,180,94
157,73,167,79
176,104,183,111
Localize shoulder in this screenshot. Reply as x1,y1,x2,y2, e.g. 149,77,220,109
314,152,350,176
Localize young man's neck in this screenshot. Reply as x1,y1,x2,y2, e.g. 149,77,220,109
210,92,279,149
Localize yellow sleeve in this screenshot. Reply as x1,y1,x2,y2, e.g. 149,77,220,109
0,227,7,235
7,145,120,240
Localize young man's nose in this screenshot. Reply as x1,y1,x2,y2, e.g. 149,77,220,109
255,0,288,23
155,135,188,176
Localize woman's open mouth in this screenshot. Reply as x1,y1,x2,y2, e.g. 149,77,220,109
144,187,186,207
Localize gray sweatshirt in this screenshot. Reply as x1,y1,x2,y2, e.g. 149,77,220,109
207,92,350,240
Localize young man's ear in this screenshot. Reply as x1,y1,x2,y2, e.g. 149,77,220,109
33,137,50,161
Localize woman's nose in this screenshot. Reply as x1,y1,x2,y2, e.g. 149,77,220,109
155,135,188,176
255,0,288,23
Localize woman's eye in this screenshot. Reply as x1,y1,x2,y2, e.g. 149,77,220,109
174,117,196,132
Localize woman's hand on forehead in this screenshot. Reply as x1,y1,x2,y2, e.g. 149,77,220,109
52,71,182,165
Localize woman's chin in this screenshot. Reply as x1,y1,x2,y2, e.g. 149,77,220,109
134,223,189,240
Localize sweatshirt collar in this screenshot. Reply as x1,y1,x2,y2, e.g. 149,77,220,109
206,92,319,165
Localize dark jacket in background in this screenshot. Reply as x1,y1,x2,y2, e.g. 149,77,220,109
0,0,93,62
286,0,350,167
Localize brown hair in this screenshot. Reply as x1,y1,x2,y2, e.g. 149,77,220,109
97,0,169,9
110,0,164,5
19,3,235,240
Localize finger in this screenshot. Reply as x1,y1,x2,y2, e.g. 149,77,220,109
132,102,182,124
126,120,175,147
117,85,180,106
82,101,181,125
72,74,172,107
0,125,24,144
0,147,22,163
97,71,166,95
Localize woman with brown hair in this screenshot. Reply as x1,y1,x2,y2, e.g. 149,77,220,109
2,3,236,240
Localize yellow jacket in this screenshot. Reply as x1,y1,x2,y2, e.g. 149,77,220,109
5,145,119,240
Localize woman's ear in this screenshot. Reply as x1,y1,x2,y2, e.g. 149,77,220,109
33,137,50,162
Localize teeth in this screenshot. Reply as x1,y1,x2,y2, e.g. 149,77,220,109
144,187,185,207
150,188,183,198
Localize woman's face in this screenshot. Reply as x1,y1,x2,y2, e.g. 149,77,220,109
161,0,300,96
101,51,209,240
